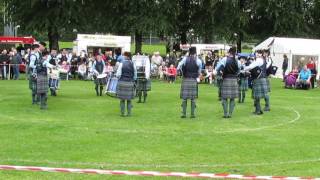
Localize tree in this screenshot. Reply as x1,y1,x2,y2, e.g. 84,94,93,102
6,0,89,50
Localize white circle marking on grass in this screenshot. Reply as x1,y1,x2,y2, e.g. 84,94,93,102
72,108,301,135
2,157,320,169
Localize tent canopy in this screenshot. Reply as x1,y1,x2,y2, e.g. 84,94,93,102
253,37,320,55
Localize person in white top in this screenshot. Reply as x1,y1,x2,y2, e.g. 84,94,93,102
133,55,151,103
243,50,269,115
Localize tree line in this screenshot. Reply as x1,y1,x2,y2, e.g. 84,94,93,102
2,0,320,52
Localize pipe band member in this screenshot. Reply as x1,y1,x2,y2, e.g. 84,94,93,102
177,47,202,118
263,49,272,111
133,55,151,103
116,52,137,117
28,44,41,105
244,50,269,115
238,57,249,103
35,51,55,110
215,47,241,118
92,55,106,96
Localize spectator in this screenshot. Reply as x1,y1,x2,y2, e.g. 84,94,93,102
296,65,311,89
151,52,163,66
282,54,288,81
158,62,167,80
167,64,177,83
0,49,9,80
285,66,299,88
307,58,317,88
77,63,87,80
10,48,22,80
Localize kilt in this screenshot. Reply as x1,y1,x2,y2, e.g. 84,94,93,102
36,74,48,94
136,78,151,91
266,77,271,92
116,80,135,100
214,75,223,87
29,74,37,92
94,77,107,85
221,78,239,99
180,78,198,99
252,78,268,99
239,77,248,91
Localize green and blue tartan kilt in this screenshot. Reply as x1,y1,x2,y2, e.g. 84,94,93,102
180,78,198,99
36,74,48,94
214,75,223,87
239,77,248,91
29,74,37,92
252,78,268,99
116,80,135,100
266,77,271,92
136,78,151,91
221,78,239,99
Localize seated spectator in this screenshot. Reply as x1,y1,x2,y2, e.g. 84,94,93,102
284,66,299,88
77,63,87,80
158,62,167,80
60,61,70,80
205,65,213,84
167,64,177,83
296,65,311,89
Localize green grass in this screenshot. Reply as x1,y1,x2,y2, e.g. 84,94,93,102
0,78,320,179
131,43,166,56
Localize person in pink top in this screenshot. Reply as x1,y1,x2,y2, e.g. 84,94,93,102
167,64,177,83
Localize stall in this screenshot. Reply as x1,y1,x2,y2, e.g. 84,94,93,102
253,37,320,78
73,34,131,56
191,44,231,56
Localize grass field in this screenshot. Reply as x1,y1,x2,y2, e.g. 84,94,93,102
0,78,319,179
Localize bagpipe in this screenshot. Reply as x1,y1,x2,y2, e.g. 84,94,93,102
266,58,278,76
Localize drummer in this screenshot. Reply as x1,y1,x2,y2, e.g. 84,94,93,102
92,55,106,96
116,52,137,117
133,55,151,103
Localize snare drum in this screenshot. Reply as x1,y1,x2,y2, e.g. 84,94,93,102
95,74,107,85
106,77,118,96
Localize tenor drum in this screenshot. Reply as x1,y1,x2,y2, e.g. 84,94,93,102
106,77,118,97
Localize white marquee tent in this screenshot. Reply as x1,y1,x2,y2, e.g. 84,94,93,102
253,37,320,78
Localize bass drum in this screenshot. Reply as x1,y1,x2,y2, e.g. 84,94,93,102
106,76,118,97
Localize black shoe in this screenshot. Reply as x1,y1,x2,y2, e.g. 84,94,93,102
223,115,229,118
137,101,142,103
264,107,270,112
253,111,263,115
181,115,186,118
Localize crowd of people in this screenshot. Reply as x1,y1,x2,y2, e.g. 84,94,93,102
283,56,318,89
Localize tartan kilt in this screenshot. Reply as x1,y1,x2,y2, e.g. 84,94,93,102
252,78,268,99
239,77,248,91
36,74,48,94
214,75,223,87
180,78,198,99
29,74,37,92
221,78,239,99
94,77,107,85
136,78,151,91
266,77,271,92
116,80,135,100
